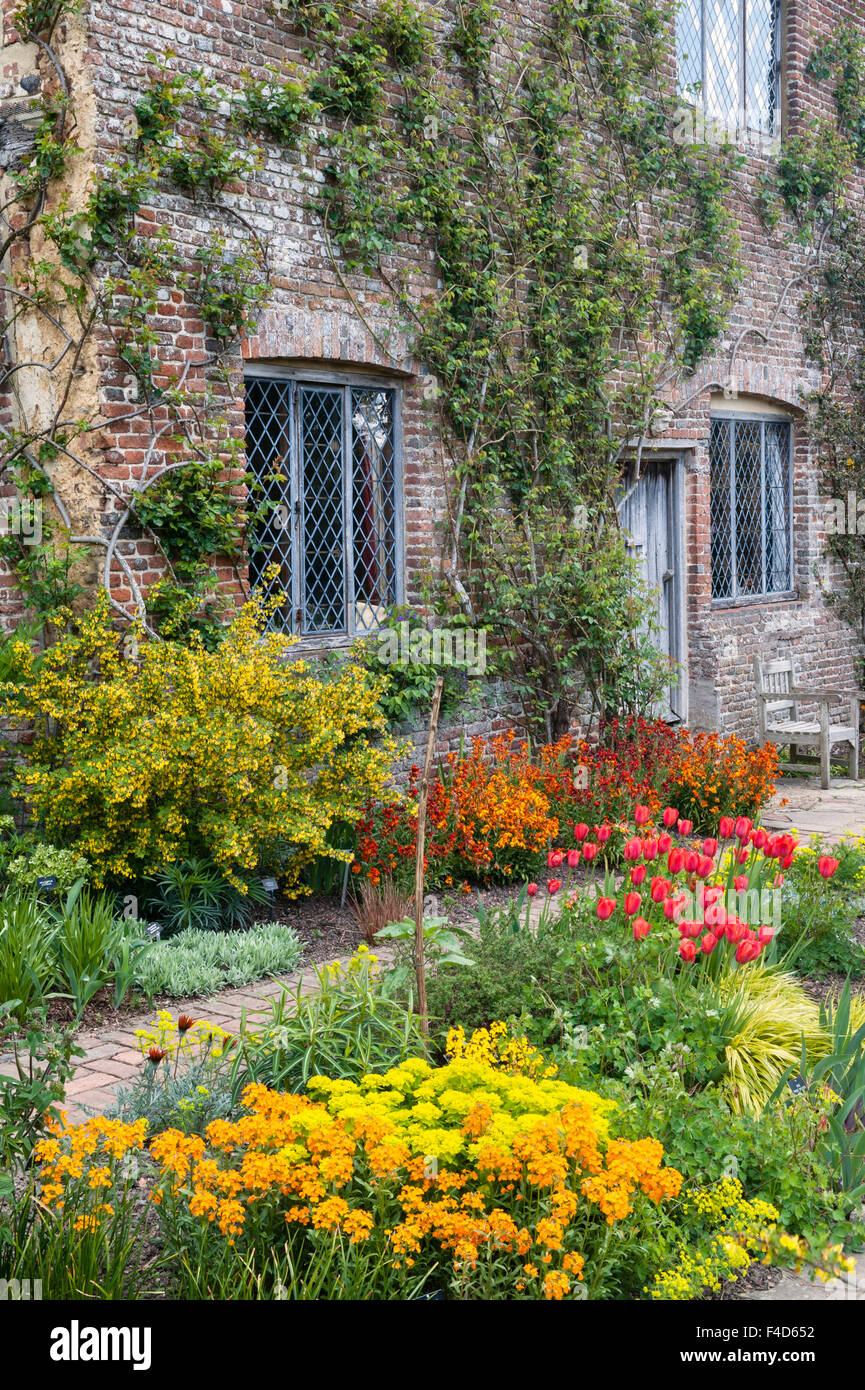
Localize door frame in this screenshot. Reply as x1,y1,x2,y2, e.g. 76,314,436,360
617,451,688,725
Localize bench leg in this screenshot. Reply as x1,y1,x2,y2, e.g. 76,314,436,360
789,743,797,764
820,736,831,789
850,736,860,781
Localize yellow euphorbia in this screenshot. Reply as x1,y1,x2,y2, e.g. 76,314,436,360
1,588,396,888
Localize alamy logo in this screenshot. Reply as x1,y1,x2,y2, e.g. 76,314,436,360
49,1321,152,1371
377,621,487,676
0,1278,41,1299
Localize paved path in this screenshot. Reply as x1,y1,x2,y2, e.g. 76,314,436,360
763,778,865,844
746,1252,865,1301
0,946,394,1124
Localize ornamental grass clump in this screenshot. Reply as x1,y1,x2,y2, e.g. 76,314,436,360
0,588,395,891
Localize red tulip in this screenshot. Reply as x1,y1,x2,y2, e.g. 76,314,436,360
684,850,700,874
702,838,718,858
623,837,642,861
582,842,598,862
679,940,697,962
527,883,538,897
752,828,768,850
733,874,748,891
737,847,749,864
641,838,658,861
677,819,693,836
773,873,784,888
634,804,651,826
757,925,774,945
547,850,563,868
596,896,616,920
668,848,685,874
567,848,580,868
818,855,840,879
574,822,589,842
726,918,747,944
735,938,760,963
547,879,562,895
719,816,735,839
663,894,687,921
662,807,679,828
630,864,647,885
702,885,723,905
678,919,703,939
704,902,727,928
650,877,671,903
596,825,612,844
782,853,794,870
632,916,650,940
701,932,718,955
657,832,672,854
624,891,641,916
735,817,752,840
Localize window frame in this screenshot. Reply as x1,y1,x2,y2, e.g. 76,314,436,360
676,0,784,139
244,363,406,641
709,411,795,608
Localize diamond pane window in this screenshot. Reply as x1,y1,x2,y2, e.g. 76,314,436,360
710,416,792,601
676,0,782,136
245,376,401,635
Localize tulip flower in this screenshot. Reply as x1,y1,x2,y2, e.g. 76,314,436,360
726,918,747,944
574,822,589,842
527,883,538,897
650,877,671,903
663,894,687,921
734,816,752,840
752,827,768,850
735,938,760,963
677,819,693,835
684,850,700,874
701,932,717,955
734,874,748,891
757,925,774,945
668,847,685,874
630,864,647,885
582,842,598,862
657,832,672,853
624,891,641,916
737,847,749,864
596,897,616,920
641,838,658,860
719,816,735,839
547,850,563,868
679,940,697,962
697,855,714,879
818,855,840,878
567,848,580,868
702,838,718,858
781,853,795,870
662,807,679,827
634,804,650,826
623,837,642,861
632,916,650,940
678,919,703,939
704,902,727,928
596,825,612,844
547,879,562,895
702,885,723,905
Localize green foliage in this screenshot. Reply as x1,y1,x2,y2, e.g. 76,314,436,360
132,922,303,1000
13,0,77,37
451,0,494,78
351,606,473,725
190,237,270,344
309,34,389,122
233,947,427,1094
132,460,244,568
143,858,270,936
110,1050,235,1138
4,841,90,896
773,124,853,221
0,1004,83,1167
808,25,865,163
239,74,320,144
372,0,433,68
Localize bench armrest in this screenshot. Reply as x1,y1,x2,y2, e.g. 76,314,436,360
789,686,847,703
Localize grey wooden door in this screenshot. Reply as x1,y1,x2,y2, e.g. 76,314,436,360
617,458,686,722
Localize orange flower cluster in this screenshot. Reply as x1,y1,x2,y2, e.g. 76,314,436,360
667,732,778,824
149,1081,682,1299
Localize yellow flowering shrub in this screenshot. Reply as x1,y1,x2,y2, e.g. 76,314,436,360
133,1010,234,1062
648,1177,854,1299
1,589,396,888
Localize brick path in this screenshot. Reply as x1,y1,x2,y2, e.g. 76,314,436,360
0,947,394,1124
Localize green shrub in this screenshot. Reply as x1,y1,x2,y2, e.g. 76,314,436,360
143,858,269,936
6,842,90,896
133,921,303,1000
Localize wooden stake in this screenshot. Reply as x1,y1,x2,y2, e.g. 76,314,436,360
414,676,444,1035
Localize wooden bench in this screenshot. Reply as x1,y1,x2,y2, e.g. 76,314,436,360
754,656,862,789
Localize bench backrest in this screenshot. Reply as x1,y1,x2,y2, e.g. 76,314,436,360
754,655,797,721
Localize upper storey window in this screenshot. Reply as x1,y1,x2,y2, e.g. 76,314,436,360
676,0,783,138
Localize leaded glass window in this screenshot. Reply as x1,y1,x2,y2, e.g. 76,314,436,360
245,375,401,635
710,416,791,600
676,0,783,136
